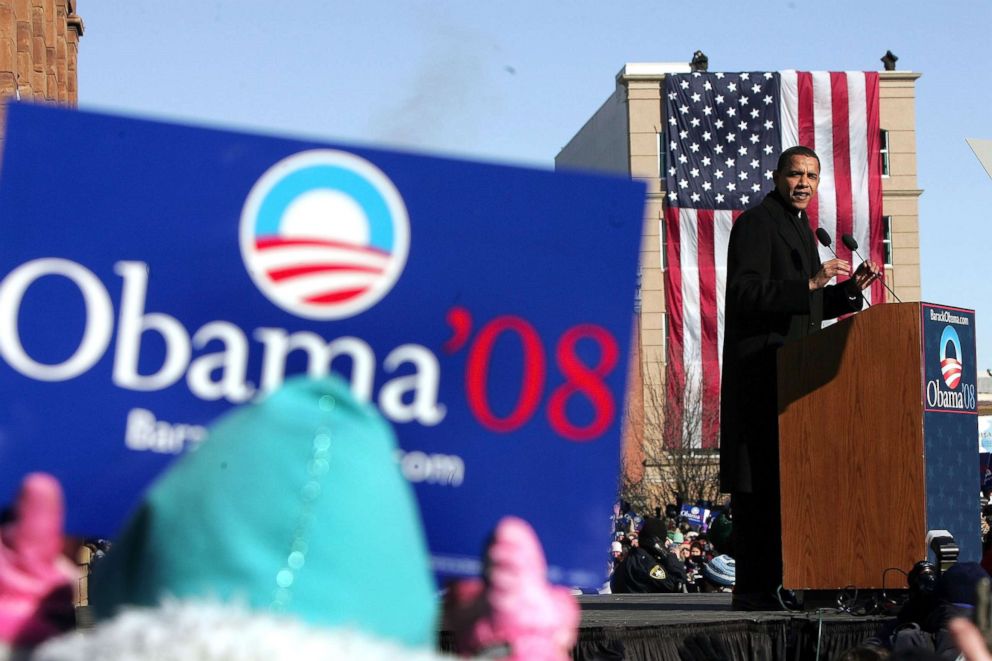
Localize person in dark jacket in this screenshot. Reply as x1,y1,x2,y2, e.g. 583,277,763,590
720,145,881,609
610,518,686,594
864,562,989,659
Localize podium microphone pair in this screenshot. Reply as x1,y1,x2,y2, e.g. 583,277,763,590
814,228,902,304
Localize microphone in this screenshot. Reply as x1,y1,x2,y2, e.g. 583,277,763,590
841,234,902,303
840,233,860,253
814,229,869,308
815,228,870,307
815,228,837,258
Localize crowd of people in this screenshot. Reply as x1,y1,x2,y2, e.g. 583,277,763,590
606,501,736,595
605,499,992,659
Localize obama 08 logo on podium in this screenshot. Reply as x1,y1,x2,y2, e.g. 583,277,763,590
923,304,977,413
239,150,410,320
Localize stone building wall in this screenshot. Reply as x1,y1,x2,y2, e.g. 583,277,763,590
0,0,82,148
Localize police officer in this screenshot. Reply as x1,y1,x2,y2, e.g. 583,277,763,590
610,517,686,594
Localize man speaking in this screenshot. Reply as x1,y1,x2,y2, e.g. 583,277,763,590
720,146,881,610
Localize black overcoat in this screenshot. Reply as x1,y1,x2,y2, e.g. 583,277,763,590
719,191,862,494
610,547,687,594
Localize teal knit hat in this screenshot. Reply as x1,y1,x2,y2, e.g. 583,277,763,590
90,375,438,649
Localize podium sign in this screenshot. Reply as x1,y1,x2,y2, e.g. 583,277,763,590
0,104,646,587
922,303,980,562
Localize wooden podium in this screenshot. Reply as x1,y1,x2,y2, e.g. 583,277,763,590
777,302,979,590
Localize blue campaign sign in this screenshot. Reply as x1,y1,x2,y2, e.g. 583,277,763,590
0,103,645,587
921,303,980,562
679,504,710,528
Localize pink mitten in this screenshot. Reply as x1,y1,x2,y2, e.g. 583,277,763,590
445,516,579,660
0,473,78,646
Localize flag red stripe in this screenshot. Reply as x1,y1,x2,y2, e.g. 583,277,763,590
663,206,685,447
797,71,819,230
864,72,885,303
267,263,383,282
830,72,854,274
696,209,720,449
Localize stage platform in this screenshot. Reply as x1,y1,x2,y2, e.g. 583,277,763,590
569,593,892,660
79,592,892,659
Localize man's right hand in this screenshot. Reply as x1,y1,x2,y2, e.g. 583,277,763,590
809,258,851,291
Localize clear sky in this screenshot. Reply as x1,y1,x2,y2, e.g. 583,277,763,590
77,0,992,370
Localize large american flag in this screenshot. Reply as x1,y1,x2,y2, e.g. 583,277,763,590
662,71,884,449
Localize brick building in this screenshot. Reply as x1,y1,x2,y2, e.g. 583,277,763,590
556,61,922,504
0,0,82,148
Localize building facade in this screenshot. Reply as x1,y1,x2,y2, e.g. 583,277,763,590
556,62,922,502
0,0,82,150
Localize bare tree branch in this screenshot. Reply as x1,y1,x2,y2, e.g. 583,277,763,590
621,366,722,512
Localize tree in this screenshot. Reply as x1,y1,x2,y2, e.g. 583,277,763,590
621,365,722,515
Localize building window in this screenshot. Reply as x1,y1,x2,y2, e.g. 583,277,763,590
658,131,666,179
880,129,890,177
661,311,667,355
882,215,893,266
660,217,667,270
